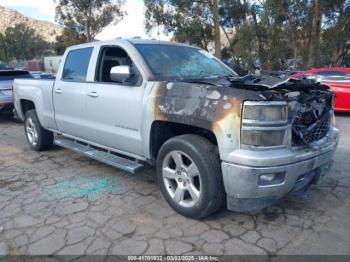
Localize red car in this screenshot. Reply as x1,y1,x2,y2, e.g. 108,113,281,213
289,67,350,112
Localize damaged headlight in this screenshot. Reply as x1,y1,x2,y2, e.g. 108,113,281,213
241,101,288,148
241,129,285,147
243,101,287,123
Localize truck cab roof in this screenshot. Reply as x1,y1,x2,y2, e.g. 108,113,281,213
66,38,196,50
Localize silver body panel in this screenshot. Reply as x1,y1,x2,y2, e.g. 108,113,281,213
13,79,56,128
13,39,339,209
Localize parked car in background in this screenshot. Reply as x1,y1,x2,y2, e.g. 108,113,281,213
30,71,55,80
289,67,350,79
0,70,33,114
262,70,302,79
289,68,350,112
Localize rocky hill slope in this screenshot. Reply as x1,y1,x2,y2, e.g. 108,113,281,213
0,6,62,42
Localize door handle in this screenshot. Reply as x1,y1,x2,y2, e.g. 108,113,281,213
87,91,99,98
55,88,62,94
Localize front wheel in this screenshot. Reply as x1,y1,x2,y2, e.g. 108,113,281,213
24,110,53,151
156,134,225,219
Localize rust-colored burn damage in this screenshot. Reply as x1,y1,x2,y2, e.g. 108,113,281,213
153,81,262,148
151,77,334,159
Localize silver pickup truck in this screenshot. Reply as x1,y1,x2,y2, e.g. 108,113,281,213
13,39,339,218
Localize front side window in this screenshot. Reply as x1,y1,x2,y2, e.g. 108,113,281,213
95,46,141,85
315,71,349,77
62,47,93,81
135,44,236,81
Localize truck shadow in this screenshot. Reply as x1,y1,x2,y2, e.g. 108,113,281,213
335,112,350,117
0,112,20,124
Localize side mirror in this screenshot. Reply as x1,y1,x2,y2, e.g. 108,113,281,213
110,65,131,82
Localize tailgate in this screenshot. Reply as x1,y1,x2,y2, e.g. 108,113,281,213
0,80,13,103
13,78,56,123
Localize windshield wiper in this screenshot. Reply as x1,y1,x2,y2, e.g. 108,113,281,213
226,74,260,83
173,77,221,86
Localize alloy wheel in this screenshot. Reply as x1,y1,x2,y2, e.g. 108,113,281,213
162,150,202,208
25,117,38,146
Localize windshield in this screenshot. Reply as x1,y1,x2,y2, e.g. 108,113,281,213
135,44,237,81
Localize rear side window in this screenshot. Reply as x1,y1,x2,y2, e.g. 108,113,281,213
62,47,93,81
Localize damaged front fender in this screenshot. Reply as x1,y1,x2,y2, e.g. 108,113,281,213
152,81,263,160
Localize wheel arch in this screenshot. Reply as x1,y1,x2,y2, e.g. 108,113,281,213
20,99,36,117
149,120,218,162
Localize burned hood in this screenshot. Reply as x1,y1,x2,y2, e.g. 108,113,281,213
154,81,263,126
153,76,331,128
228,74,288,89
227,74,330,92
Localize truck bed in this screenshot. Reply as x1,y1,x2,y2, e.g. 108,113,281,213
13,79,56,129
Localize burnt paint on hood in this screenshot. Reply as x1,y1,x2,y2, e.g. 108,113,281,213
227,75,330,92
153,76,328,126
154,81,262,128
153,81,264,148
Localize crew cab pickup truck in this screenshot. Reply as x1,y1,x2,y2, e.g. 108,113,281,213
13,39,339,218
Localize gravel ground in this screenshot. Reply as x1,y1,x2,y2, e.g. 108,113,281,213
0,113,349,256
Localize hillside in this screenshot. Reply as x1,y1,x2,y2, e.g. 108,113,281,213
0,6,62,42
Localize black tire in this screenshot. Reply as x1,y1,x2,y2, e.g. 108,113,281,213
24,109,53,151
156,134,225,219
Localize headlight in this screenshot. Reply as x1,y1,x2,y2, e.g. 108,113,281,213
241,129,285,147
241,101,288,148
243,101,287,122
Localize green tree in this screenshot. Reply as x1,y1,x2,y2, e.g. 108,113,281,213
53,21,87,55
144,0,212,50
0,23,51,62
145,0,349,71
0,33,10,62
305,0,322,68
320,0,350,66
55,0,126,42
233,0,349,70
144,0,222,58
284,0,309,69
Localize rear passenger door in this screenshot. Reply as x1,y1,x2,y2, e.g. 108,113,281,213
53,47,94,140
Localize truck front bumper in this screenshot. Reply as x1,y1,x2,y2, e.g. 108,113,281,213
222,128,339,212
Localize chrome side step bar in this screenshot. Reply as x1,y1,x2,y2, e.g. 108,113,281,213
54,137,145,174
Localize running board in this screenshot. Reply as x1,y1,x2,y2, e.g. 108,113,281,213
54,137,145,174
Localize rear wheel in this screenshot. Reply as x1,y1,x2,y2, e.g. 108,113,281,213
24,110,53,151
156,134,225,219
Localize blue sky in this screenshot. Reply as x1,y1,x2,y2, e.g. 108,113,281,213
0,0,169,40
0,0,57,22
12,6,54,22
